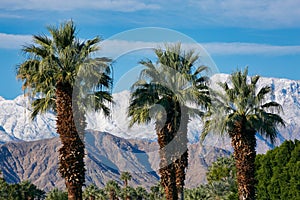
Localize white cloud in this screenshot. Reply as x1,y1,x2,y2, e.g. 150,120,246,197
202,42,300,56
0,33,31,49
1,33,300,56
0,0,160,12
1,1,299,28
188,0,300,28
0,13,22,18
100,40,300,57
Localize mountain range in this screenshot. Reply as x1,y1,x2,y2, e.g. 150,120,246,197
0,74,299,190
1,74,299,150
0,130,230,190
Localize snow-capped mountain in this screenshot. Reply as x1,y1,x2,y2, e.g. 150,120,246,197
0,95,57,141
0,125,20,144
0,74,299,153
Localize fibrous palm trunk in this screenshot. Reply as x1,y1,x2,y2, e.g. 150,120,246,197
125,186,130,200
109,190,117,200
230,121,256,200
173,105,189,200
89,196,95,200
56,81,85,200
174,152,187,200
156,117,178,200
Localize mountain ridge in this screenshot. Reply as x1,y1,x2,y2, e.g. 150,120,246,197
0,74,299,153
0,130,230,191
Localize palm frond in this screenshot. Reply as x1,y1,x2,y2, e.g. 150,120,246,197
31,96,56,119
17,20,113,120
201,67,285,145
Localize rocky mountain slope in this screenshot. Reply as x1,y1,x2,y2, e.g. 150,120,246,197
0,130,230,191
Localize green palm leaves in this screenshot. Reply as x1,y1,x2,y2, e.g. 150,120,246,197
129,44,209,127
202,67,285,143
17,21,112,119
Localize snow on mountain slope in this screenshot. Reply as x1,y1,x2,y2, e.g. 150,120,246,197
0,74,299,153
0,96,57,141
0,125,20,144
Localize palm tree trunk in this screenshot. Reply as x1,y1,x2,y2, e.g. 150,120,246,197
56,81,85,200
174,152,187,200
230,122,256,200
109,190,116,200
89,196,95,200
125,185,130,200
156,119,178,200
173,105,189,200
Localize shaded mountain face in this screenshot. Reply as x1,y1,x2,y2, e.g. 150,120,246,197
0,74,299,153
0,130,230,191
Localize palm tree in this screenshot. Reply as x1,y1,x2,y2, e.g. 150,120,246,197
97,189,107,200
46,188,68,200
96,189,107,200
19,180,45,200
135,186,149,200
7,184,23,200
203,181,234,200
105,180,120,200
128,43,209,200
17,21,113,200
201,68,285,200
120,186,137,200
83,184,101,200
120,172,132,188
206,156,236,184
120,172,132,200
149,182,165,200
0,172,9,199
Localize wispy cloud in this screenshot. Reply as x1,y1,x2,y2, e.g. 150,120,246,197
0,33,31,49
0,13,22,19
1,1,299,28
202,42,300,56
0,0,160,12
1,33,300,56
100,40,300,57
188,0,300,28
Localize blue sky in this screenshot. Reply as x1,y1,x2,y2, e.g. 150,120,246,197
0,0,300,99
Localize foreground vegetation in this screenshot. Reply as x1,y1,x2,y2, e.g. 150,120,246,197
1,139,299,199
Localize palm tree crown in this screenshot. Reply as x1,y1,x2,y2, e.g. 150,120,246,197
120,172,132,188
129,44,209,127
17,21,112,119
202,67,284,142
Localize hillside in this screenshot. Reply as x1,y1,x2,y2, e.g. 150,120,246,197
0,130,230,191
